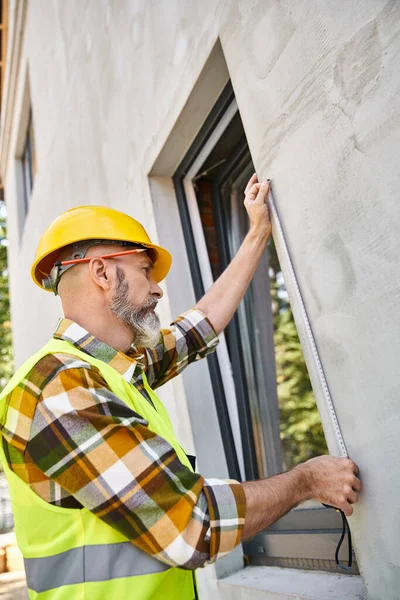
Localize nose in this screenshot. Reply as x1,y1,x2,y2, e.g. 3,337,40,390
150,279,163,299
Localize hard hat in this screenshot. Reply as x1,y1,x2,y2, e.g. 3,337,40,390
32,205,172,291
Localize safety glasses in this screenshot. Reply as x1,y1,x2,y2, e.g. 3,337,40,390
43,248,147,295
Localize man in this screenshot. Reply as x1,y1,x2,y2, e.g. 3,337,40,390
0,175,361,599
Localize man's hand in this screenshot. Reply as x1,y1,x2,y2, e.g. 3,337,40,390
242,455,361,540
195,173,272,335
296,455,361,517
244,174,271,241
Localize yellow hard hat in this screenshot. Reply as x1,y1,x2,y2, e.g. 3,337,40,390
32,205,172,291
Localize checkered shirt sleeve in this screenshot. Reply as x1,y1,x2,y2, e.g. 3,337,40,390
143,309,220,388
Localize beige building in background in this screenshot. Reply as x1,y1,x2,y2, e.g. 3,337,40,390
1,1,400,599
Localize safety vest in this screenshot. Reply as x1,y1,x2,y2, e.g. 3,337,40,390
0,338,197,599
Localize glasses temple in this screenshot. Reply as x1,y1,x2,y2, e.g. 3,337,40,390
56,248,147,267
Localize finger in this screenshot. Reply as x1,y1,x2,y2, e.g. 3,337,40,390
245,183,261,200
245,173,258,195
347,459,359,475
255,180,270,203
347,489,359,504
342,502,354,517
352,476,362,492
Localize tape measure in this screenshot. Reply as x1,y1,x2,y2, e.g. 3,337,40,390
267,184,348,458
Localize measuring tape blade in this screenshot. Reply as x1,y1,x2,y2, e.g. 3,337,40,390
267,189,348,458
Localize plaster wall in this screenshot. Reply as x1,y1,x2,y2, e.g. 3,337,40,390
1,1,400,598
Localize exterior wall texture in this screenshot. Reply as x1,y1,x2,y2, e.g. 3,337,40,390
1,1,400,598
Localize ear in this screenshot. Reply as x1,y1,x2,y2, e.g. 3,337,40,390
88,257,114,291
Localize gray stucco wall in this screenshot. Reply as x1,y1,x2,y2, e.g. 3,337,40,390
1,1,400,598
222,4,400,597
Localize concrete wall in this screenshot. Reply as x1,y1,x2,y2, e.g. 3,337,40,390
1,1,400,598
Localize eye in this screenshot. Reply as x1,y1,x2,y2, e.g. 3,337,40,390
142,266,152,277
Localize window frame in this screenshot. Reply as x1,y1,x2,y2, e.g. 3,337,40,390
173,84,242,483
173,82,358,573
14,70,36,236
21,110,34,215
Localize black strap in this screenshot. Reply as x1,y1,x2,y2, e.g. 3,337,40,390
186,454,197,471
335,508,353,570
322,504,353,570
192,571,199,600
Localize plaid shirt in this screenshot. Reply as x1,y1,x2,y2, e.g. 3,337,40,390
1,309,245,569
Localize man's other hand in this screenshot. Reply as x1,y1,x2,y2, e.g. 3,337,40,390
244,173,272,241
297,455,362,517
242,455,361,539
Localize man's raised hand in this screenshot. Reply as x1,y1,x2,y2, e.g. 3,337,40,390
243,173,271,241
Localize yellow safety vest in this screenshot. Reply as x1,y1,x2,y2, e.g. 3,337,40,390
0,338,197,599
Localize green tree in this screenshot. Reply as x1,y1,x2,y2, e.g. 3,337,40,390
0,202,13,390
268,240,328,469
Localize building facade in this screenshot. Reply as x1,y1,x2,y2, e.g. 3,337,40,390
1,1,400,598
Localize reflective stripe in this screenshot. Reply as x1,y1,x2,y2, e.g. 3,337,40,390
24,542,170,593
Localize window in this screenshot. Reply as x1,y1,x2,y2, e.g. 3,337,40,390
174,82,358,574
20,111,35,215
15,74,36,234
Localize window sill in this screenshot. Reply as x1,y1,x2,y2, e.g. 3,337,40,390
217,566,366,600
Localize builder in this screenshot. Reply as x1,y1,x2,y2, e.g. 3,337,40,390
0,175,360,599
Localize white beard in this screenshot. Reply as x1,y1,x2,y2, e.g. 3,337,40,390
109,267,161,349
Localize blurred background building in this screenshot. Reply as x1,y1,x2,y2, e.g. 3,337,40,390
0,1,400,599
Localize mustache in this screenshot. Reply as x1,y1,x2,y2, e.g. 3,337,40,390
141,297,158,311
